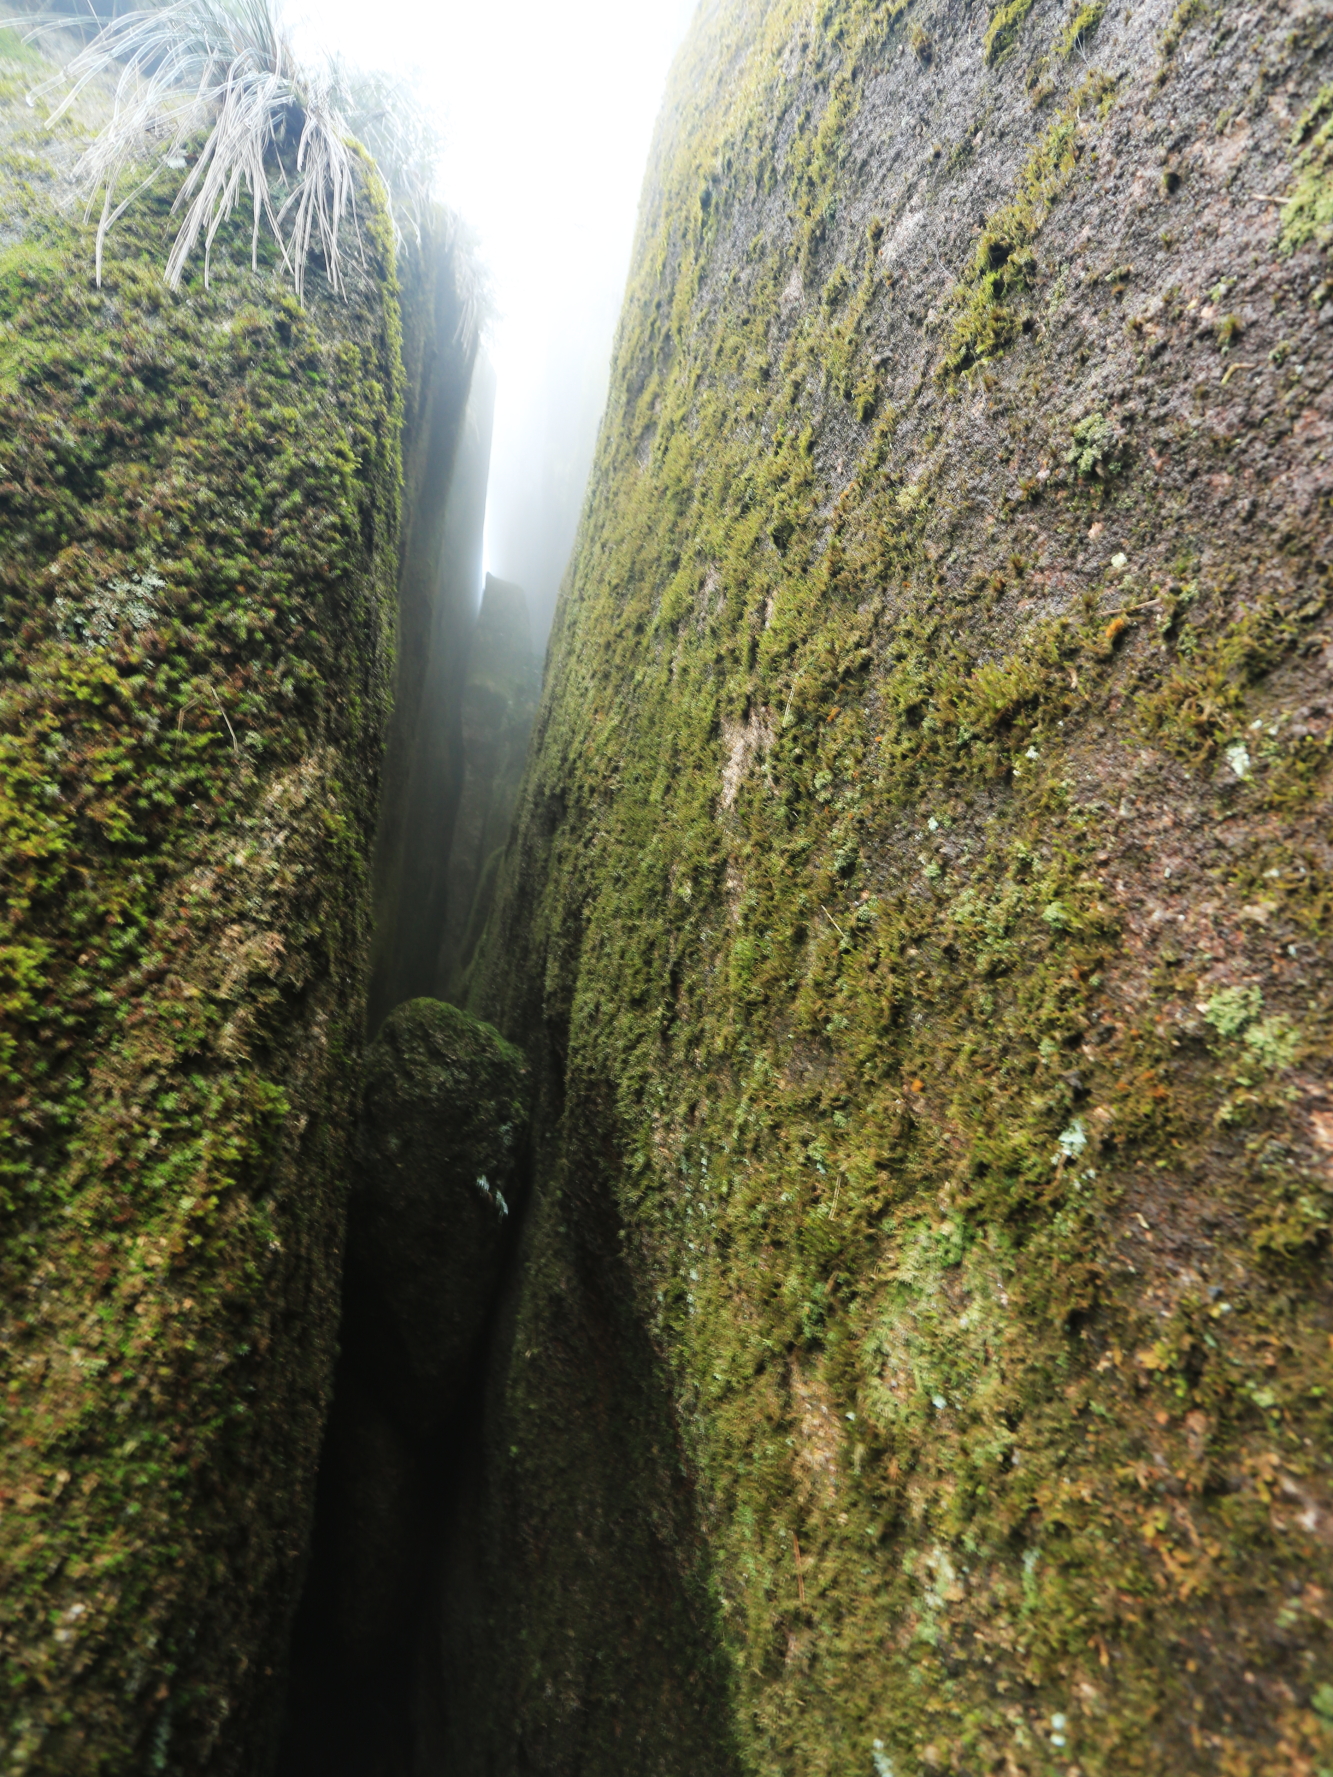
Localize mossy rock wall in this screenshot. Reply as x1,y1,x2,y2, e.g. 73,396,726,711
0,56,405,1776
439,572,540,999
467,0,1333,1771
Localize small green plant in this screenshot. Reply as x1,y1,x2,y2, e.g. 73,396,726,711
1065,412,1121,477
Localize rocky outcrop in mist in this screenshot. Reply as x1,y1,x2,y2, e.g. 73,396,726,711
368,289,496,1032
438,573,540,1000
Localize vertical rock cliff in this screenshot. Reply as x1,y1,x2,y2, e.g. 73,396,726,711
438,572,539,1000
463,0,1333,1772
368,279,495,1031
0,45,466,1775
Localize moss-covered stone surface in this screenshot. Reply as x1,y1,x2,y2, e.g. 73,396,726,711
278,998,530,1777
0,49,403,1775
468,0,1333,1771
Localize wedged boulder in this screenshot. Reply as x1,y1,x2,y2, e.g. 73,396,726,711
276,1000,530,1776
458,0,1333,1770
344,999,530,1441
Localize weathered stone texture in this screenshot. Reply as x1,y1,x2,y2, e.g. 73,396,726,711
464,0,1333,1771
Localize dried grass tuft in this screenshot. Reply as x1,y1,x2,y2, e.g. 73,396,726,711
15,0,441,302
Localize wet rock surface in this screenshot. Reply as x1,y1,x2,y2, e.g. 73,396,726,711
459,0,1333,1771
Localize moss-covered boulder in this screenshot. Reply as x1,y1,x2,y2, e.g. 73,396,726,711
439,573,540,999
463,0,1333,1772
0,47,406,1777
343,998,530,1438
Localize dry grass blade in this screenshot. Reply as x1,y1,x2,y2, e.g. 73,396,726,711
17,0,362,299
275,93,354,302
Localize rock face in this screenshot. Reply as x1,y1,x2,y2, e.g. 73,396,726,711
277,999,530,1777
0,56,467,1777
421,1143,744,1777
463,0,1333,1772
438,573,540,999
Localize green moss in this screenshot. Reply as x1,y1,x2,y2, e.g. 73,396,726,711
1283,84,1333,256
984,0,1037,66
0,67,404,1775
944,72,1116,376
465,1,1333,1774
1057,2,1104,57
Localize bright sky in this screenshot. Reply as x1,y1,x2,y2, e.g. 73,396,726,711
293,0,698,639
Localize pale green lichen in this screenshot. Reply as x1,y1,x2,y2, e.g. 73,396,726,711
1203,983,1265,1036
1065,412,1121,477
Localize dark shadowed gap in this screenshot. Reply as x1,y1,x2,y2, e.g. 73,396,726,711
274,1205,524,1777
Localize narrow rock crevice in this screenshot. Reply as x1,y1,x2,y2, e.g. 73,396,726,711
277,1001,532,1777
368,217,498,1033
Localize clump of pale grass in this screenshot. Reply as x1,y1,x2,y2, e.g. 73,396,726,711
17,0,444,303
328,59,435,251
325,56,490,348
